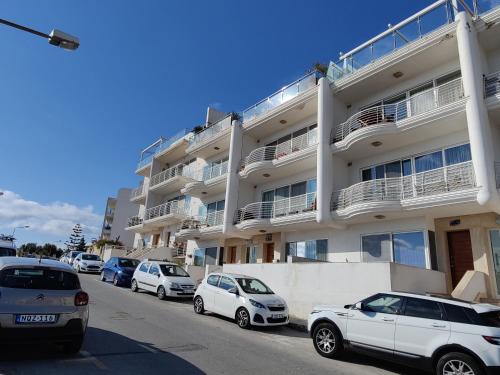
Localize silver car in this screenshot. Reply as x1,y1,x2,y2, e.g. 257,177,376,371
0,257,89,353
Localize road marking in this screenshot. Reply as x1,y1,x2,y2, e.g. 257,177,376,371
137,344,157,353
81,350,108,370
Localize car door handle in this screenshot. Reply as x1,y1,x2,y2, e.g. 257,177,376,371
431,323,446,328
382,317,394,322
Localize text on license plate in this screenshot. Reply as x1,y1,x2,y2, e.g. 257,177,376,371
272,314,284,319
15,314,57,324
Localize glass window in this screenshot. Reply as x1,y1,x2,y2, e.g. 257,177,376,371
160,264,189,277
0,268,80,290
207,274,220,286
139,263,150,272
236,278,273,294
443,303,473,324
307,179,317,193
489,229,500,295
218,276,236,291
205,247,217,265
296,241,306,258
0,247,16,256
476,311,500,328
249,246,257,264
363,294,402,314
393,232,426,268
445,144,471,166
414,151,443,173
82,254,101,261
286,242,297,258
193,249,205,266
118,259,140,268
148,264,159,275
317,239,328,261
385,161,402,178
362,168,373,182
402,159,413,176
362,234,392,262
291,182,307,197
404,298,443,320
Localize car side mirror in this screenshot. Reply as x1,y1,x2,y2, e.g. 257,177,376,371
228,287,239,295
157,273,160,278
354,302,364,310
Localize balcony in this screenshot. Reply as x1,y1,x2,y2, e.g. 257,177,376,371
149,164,195,194
130,184,146,204
240,131,318,183
176,211,225,240
125,215,146,232
154,129,190,163
136,155,154,174
136,138,163,176
331,161,478,220
182,161,229,198
144,200,190,228
186,115,233,158
331,77,465,153
235,192,317,233
485,71,500,98
496,162,500,189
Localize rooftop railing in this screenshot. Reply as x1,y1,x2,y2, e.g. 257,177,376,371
144,200,189,221
242,130,318,169
150,164,188,187
190,115,232,146
331,77,464,143
242,71,320,123
331,161,475,211
155,129,189,155
127,215,143,227
484,71,500,98
137,154,154,170
235,192,317,224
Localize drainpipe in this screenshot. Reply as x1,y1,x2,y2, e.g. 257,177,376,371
455,11,500,212
317,77,346,229
223,120,243,237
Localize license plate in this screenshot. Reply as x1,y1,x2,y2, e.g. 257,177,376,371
272,314,284,319
15,314,57,324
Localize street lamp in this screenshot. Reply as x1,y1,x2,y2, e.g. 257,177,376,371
12,225,30,236
0,19,79,50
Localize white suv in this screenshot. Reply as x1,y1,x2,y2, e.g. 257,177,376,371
193,272,288,329
308,292,500,375
131,260,195,299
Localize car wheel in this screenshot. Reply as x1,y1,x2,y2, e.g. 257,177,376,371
63,336,83,355
236,308,251,329
194,296,205,314
131,279,138,292
436,352,484,375
312,323,343,358
113,274,119,286
100,271,106,282
157,286,166,300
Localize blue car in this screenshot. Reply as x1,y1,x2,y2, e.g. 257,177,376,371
100,257,140,286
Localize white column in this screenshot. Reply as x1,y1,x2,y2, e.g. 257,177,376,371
456,11,499,209
223,120,243,235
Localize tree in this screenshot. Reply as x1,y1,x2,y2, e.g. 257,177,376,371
19,242,38,255
76,236,87,252
65,224,83,251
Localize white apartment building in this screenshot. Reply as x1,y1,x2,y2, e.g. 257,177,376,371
100,188,137,248
126,0,500,318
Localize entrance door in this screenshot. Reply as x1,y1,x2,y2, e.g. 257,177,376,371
152,234,160,247
228,247,237,264
264,243,274,263
447,230,474,287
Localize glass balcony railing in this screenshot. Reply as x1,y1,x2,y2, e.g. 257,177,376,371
327,0,499,84
242,71,320,123
189,116,232,147
137,154,154,170
155,129,189,155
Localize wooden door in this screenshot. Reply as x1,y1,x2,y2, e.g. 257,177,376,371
152,234,160,247
264,243,274,263
228,247,237,264
447,230,474,288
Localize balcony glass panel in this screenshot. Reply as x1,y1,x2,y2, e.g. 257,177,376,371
372,34,395,61
351,47,372,71
419,5,450,35
395,19,419,48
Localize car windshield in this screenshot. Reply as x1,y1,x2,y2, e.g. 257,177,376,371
82,254,100,261
0,247,16,257
118,259,140,268
236,278,273,294
160,264,189,277
0,268,80,290
71,252,82,258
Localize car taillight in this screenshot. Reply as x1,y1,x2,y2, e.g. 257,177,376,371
75,291,89,306
483,336,500,345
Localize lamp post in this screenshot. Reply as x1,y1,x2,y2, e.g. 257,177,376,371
12,225,30,237
0,18,79,50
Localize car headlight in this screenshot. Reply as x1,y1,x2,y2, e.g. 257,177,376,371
82,262,87,266
249,299,266,309
170,282,180,289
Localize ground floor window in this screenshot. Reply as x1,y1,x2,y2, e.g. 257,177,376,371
361,231,427,268
286,239,327,261
489,229,500,295
193,247,218,266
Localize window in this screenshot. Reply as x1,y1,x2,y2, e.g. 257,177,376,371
404,298,443,320
286,239,328,261
218,276,236,291
249,246,257,264
118,259,140,268
207,275,220,286
0,247,16,256
236,278,273,294
193,249,205,266
139,263,150,272
362,231,427,268
443,303,473,324
363,294,402,314
82,254,101,261
0,268,80,290
148,264,159,275
444,144,471,166
489,229,500,295
160,264,189,277
415,151,443,173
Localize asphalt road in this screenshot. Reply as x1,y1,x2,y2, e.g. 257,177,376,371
0,273,421,375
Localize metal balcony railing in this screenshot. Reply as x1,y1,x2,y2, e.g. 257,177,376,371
127,215,143,227
145,200,188,221
242,71,320,123
331,161,476,211
155,129,189,155
130,185,145,199
179,211,225,230
172,247,187,257
331,78,464,143
485,71,500,98
184,160,229,182
235,192,317,224
242,130,318,169
150,164,187,187
495,162,500,189
190,116,232,146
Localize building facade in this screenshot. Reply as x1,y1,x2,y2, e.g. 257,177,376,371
100,188,138,248
126,1,500,312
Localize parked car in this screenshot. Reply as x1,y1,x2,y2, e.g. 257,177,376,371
60,251,84,266
308,292,500,375
0,256,89,353
193,272,288,329
0,235,16,257
72,253,103,273
131,260,196,299
100,257,140,286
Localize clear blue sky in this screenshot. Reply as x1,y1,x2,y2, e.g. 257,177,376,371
0,0,436,246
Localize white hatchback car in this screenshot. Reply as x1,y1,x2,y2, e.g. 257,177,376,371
72,253,103,273
131,260,196,299
308,292,500,375
194,272,289,329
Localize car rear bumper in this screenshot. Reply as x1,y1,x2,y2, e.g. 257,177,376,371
0,318,85,343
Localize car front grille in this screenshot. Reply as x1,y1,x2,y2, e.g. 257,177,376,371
181,285,194,289
267,317,287,324
267,305,285,312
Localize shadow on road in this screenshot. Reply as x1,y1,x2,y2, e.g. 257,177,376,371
0,327,206,375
